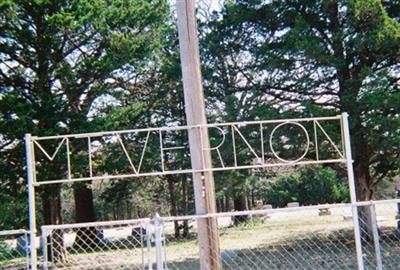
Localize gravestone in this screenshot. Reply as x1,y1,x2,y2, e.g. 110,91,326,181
287,202,299,208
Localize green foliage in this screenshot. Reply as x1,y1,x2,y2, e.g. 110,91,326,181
202,0,400,201
264,166,349,208
0,0,170,226
95,177,172,220
0,192,28,230
0,0,398,229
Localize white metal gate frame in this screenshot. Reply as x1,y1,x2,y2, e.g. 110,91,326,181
40,217,152,270
25,112,366,270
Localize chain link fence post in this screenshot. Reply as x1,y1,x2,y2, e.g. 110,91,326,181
23,231,30,270
153,213,165,270
369,203,383,270
25,134,38,270
342,113,365,270
144,221,153,270
41,227,51,270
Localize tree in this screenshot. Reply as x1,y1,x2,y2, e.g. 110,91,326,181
0,0,169,226
199,10,282,213
264,166,349,208
90,16,194,236
201,0,400,202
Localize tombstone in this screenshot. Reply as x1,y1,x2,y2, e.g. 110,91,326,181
251,203,271,220
255,200,263,207
263,204,273,210
287,202,299,208
318,208,331,216
343,214,353,221
221,250,237,260
16,235,40,254
2,239,17,253
63,232,76,248
131,225,147,242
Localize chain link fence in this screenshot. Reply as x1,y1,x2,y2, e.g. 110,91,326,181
359,201,400,270
0,230,30,270
376,201,400,269
3,200,398,270
160,201,400,270
162,204,359,270
41,218,152,270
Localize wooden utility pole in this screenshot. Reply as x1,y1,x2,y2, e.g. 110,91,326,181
176,1,221,269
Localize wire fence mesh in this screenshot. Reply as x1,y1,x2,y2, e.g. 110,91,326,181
159,201,400,270
41,219,151,270
162,205,359,270
6,200,398,270
359,201,400,270
0,230,30,270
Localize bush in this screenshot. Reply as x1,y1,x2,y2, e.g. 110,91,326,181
264,166,349,208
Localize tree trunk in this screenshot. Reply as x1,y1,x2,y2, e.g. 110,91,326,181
126,200,131,219
251,189,256,208
68,125,97,223
354,163,374,241
233,194,249,224
42,192,62,226
42,189,66,264
219,198,225,212
167,175,180,238
216,199,222,212
72,183,101,250
223,196,229,212
225,196,232,212
354,163,373,201
234,194,248,211
73,183,96,222
181,177,189,237
248,190,255,209
352,121,375,240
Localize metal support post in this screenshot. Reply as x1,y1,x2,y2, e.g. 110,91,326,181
342,113,365,270
24,231,30,270
41,228,51,270
41,237,48,270
369,204,383,270
41,227,55,270
153,214,164,270
25,134,38,270
140,223,145,270
145,222,153,270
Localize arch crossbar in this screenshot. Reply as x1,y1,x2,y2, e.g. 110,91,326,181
28,114,347,186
